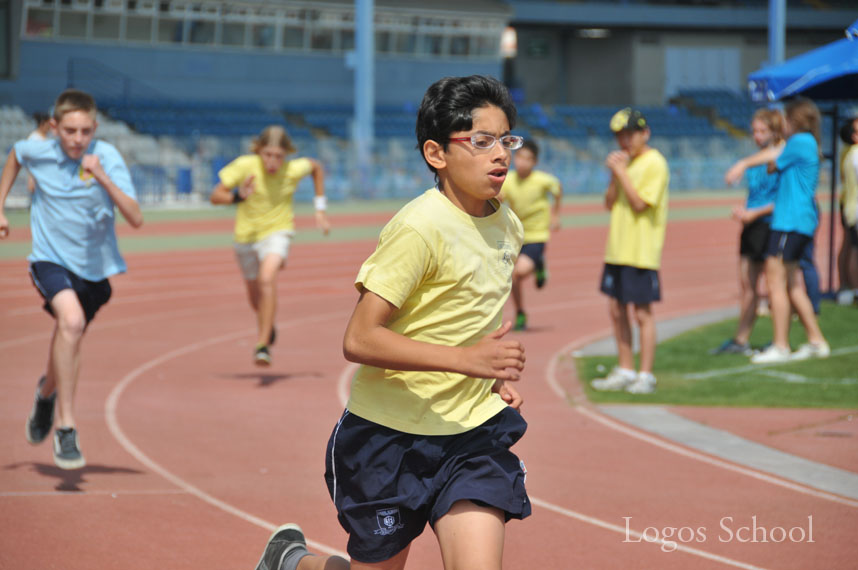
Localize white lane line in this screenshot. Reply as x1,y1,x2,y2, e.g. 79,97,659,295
105,311,349,558
334,362,766,569
546,333,858,509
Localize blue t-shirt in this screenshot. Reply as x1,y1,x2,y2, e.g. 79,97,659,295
745,164,777,224
14,138,137,281
771,132,820,236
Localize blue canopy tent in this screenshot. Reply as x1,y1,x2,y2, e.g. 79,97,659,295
746,19,858,294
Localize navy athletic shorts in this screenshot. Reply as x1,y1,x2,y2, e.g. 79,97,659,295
519,242,546,272
766,231,812,263
324,406,530,563
739,220,771,262
29,261,112,325
599,263,661,305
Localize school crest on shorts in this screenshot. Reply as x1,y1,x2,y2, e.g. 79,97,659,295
373,507,405,536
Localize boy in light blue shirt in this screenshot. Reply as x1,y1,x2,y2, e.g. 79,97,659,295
0,89,143,469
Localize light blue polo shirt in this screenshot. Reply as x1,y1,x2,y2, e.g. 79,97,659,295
745,164,777,224
771,132,820,237
14,138,137,282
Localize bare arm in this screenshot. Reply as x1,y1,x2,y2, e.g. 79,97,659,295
725,144,784,186
550,182,563,232
732,203,775,225
606,151,648,213
210,175,254,205
605,177,618,210
343,289,525,381
82,154,143,228
309,159,330,236
0,151,23,239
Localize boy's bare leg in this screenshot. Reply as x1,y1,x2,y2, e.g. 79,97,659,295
785,263,825,344
434,500,504,570
609,299,634,370
510,255,535,314
244,279,260,313
255,254,283,347
45,290,86,427
765,257,791,350
633,303,656,373
735,257,762,345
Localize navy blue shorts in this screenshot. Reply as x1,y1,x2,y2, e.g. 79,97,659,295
29,262,112,325
519,242,546,272
739,220,770,262
599,263,661,305
324,406,530,563
766,231,812,263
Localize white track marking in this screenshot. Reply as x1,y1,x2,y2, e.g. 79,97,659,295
106,311,349,558
683,346,858,381
546,336,858,508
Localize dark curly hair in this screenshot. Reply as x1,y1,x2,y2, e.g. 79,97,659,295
416,75,516,180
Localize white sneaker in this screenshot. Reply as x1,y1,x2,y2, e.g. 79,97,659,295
626,371,656,394
750,344,792,364
836,289,855,306
791,341,830,361
591,367,636,391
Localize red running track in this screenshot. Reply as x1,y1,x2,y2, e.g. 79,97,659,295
1,207,856,569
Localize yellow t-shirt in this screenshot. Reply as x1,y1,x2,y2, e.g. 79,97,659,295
841,145,858,226
218,155,313,243
349,188,524,436
604,148,670,270
502,169,561,244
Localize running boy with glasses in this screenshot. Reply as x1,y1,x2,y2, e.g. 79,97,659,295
253,75,529,570
0,89,143,469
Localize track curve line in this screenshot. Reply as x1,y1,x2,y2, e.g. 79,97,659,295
546,333,858,509
105,311,350,559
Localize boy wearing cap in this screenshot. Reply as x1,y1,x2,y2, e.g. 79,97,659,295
592,108,669,394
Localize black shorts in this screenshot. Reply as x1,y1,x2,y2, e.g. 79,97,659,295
599,263,661,305
850,225,858,247
739,220,771,262
324,407,530,563
519,242,545,272
29,261,112,325
766,231,812,263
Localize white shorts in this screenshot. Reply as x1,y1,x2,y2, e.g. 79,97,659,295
234,230,294,280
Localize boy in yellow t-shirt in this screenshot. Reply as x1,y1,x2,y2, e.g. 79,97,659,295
210,125,329,366
837,118,858,304
501,139,563,330
591,108,669,395
253,76,529,570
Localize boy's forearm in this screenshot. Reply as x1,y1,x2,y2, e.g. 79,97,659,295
96,172,143,228
605,179,618,209
312,161,326,197
0,151,23,213
615,170,648,212
344,324,466,374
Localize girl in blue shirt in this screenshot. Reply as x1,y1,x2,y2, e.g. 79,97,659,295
725,98,829,363
713,109,782,355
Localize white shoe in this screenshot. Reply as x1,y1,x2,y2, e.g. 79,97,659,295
591,367,636,391
626,371,656,394
750,345,792,364
836,289,855,306
791,341,830,361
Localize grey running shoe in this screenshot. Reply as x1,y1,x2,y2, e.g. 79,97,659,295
255,524,308,570
53,427,86,470
710,339,751,355
26,376,55,445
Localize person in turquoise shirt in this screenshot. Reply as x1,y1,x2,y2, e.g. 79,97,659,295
725,98,828,364
0,89,143,470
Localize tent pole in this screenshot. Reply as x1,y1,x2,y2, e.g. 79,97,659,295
828,103,839,295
